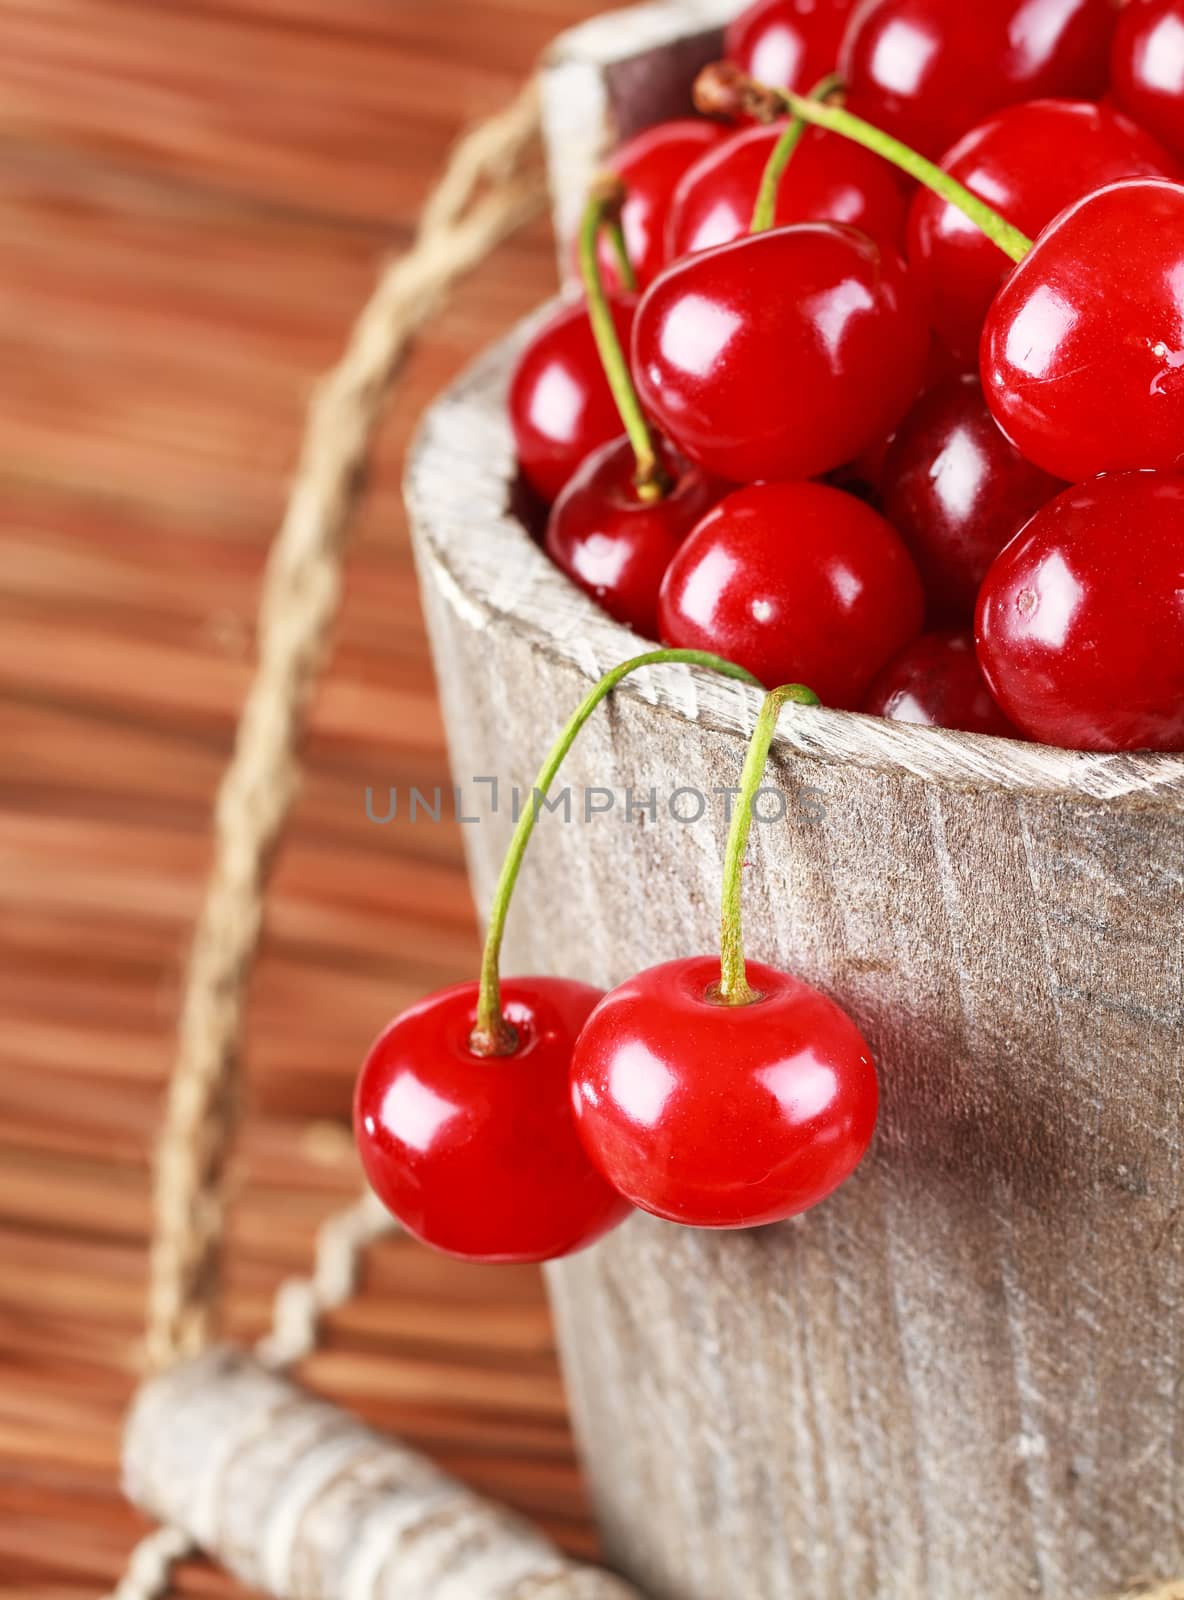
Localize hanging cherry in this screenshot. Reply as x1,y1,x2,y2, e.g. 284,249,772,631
597,118,727,292
975,472,1184,753
508,296,638,505
1111,0,1184,164
879,374,1065,620
354,648,760,1261
862,631,1018,737
545,181,726,637
981,177,1184,483
726,0,857,95
838,0,1118,161
666,116,907,261
658,481,924,707
908,97,1181,366
571,684,879,1229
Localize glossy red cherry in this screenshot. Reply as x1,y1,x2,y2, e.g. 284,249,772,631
880,375,1065,619
1112,0,1184,163
863,630,1017,736
726,0,857,93
354,977,632,1262
544,436,724,638
658,481,924,705
981,178,1184,483
599,119,727,292
509,298,637,505
570,956,878,1228
908,99,1180,364
666,120,906,261
633,223,928,483
839,0,1118,160
975,471,1184,752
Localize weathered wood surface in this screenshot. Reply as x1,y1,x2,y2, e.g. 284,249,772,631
123,1348,641,1600
405,315,1184,1600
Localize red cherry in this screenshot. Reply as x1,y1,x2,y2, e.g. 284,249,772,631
570,956,878,1228
509,297,637,505
863,630,1018,736
908,99,1180,365
975,471,1184,752
726,0,857,93
599,119,727,292
544,436,724,638
658,480,924,706
1112,0,1184,163
665,121,907,261
633,223,928,484
880,375,1065,619
981,178,1184,483
840,0,1118,160
354,977,631,1262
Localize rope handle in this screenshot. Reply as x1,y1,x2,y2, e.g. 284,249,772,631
144,79,544,1374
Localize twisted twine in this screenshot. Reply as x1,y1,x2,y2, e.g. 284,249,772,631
144,76,543,1376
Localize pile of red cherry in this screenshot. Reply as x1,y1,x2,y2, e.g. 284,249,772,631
511,0,1184,754
352,0,1184,1270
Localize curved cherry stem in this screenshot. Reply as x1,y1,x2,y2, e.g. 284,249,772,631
698,63,1033,263
579,180,670,502
751,72,845,234
716,683,821,1007
472,648,763,1055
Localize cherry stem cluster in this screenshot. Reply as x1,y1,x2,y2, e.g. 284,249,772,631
716,683,821,1007
471,649,762,1056
698,62,1034,264
579,180,671,501
751,72,845,235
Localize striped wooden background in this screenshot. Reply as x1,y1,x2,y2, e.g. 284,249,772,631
0,2,612,1591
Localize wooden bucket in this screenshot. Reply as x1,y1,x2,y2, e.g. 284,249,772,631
405,7,1184,1596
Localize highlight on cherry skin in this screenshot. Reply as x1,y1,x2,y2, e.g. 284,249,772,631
596,118,727,293
545,434,724,639
863,630,1019,738
354,977,632,1263
631,220,929,485
666,118,907,261
980,177,1184,484
839,0,1118,161
570,956,879,1229
508,296,637,506
658,481,925,707
906,96,1180,367
879,374,1066,622
1111,0,1184,162
975,470,1184,754
725,0,857,97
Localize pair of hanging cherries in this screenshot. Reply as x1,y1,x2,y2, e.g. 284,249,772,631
354,655,877,1262
515,23,1184,754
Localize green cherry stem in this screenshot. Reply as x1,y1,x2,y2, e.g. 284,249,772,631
606,211,637,294
471,648,762,1056
698,63,1033,263
716,683,821,1007
579,179,670,501
751,72,845,234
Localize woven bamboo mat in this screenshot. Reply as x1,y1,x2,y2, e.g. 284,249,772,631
0,2,606,1591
